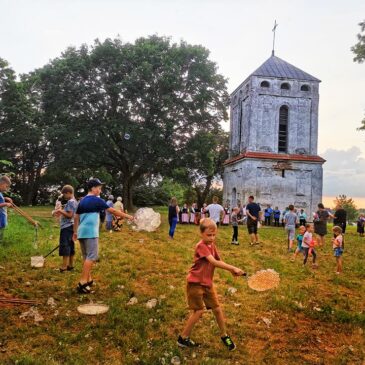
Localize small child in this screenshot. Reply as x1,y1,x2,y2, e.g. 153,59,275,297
0,176,13,242
302,223,318,268
105,195,114,231
291,225,305,261
53,185,78,272
284,205,297,251
112,197,124,231
230,207,240,245
177,218,245,351
332,226,344,274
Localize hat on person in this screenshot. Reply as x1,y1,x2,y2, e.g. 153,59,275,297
108,195,114,200
117,197,122,201
87,178,105,190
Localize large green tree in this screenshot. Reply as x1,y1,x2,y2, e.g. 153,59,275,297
0,59,52,204
38,36,229,208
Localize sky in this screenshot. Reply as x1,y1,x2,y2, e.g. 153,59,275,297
1,0,365,207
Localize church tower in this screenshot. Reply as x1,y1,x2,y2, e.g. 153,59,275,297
223,54,325,215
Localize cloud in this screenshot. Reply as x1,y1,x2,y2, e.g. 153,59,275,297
322,146,365,197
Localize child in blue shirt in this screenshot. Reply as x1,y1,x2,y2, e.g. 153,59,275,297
73,179,134,294
105,195,114,231
0,176,13,242
291,226,305,261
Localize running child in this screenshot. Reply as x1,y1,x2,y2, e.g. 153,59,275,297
291,225,305,261
0,176,13,242
302,223,318,268
177,218,245,351
332,226,344,274
284,205,297,252
230,207,241,245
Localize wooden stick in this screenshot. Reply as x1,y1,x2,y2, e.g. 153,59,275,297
0,297,37,304
11,204,41,227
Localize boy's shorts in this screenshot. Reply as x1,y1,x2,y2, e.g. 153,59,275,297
334,247,343,257
285,225,295,240
59,226,75,256
186,282,220,310
247,219,258,234
79,238,98,261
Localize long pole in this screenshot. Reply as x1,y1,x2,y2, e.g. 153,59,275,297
11,204,41,227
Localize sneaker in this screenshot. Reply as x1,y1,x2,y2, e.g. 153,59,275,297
231,241,236,245
235,241,240,245
221,335,236,351
177,335,199,348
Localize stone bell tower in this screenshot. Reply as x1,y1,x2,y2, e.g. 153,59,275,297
223,53,325,215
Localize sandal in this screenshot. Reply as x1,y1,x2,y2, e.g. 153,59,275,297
87,280,94,287
77,282,91,294
67,266,74,271
59,267,68,273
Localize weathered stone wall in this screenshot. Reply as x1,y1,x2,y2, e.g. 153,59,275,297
223,159,323,216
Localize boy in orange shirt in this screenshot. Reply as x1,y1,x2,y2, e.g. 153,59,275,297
177,218,245,351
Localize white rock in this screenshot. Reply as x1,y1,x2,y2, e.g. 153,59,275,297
313,306,322,312
168,285,175,290
19,307,44,323
262,317,271,327
233,303,242,307
127,297,138,305
146,298,158,309
227,287,237,295
25,282,32,287
47,297,56,308
170,356,181,365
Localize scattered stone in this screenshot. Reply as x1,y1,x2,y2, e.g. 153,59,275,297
88,346,93,352
227,287,237,295
313,306,322,312
127,297,138,305
25,282,32,287
117,285,125,290
85,333,90,338
138,239,145,243
262,317,272,327
192,352,197,359
146,298,158,309
294,301,305,309
47,297,56,308
233,303,242,307
168,285,175,290
348,345,355,352
19,307,44,323
171,356,181,365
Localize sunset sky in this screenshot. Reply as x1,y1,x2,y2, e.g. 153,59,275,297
1,0,365,207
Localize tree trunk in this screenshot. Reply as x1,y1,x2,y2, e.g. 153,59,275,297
122,178,134,212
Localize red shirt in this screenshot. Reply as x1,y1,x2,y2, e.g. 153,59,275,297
187,240,221,287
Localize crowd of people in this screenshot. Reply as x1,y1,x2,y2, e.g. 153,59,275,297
0,173,357,352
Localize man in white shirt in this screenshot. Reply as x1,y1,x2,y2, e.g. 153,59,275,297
205,196,224,226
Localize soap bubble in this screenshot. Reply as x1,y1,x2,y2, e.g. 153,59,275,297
132,208,161,232
124,133,131,140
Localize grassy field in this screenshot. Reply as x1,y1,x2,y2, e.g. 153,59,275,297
0,206,364,365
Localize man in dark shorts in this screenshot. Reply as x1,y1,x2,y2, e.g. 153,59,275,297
246,196,262,245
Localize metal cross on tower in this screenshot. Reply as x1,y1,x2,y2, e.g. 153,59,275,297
272,20,278,56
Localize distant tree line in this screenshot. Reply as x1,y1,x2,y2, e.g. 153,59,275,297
0,36,229,209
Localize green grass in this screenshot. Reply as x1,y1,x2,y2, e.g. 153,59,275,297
0,207,364,364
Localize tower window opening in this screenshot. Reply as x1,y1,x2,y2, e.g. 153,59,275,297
301,84,310,91
281,82,290,90
282,169,285,178
260,80,270,88
278,105,288,153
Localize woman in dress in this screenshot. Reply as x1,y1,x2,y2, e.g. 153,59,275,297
314,203,334,246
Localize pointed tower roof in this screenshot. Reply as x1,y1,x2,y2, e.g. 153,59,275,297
251,54,320,82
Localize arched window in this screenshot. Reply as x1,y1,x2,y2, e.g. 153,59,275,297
281,82,290,90
260,80,270,88
301,84,310,91
278,106,288,153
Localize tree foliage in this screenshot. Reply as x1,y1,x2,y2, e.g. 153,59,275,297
351,20,365,63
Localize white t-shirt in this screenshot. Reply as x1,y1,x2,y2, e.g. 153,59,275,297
333,235,343,249
302,231,312,248
206,203,224,223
